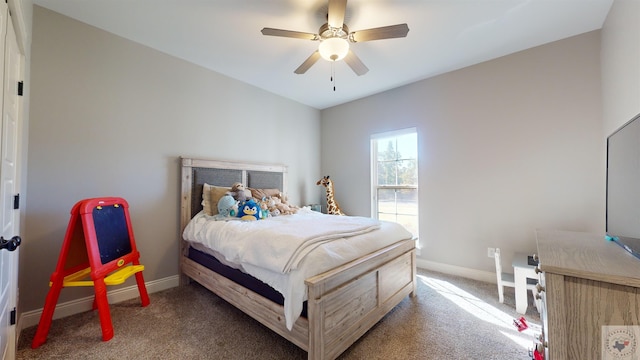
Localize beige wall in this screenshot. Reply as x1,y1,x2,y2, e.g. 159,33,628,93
23,6,321,312
321,31,604,273
601,0,640,135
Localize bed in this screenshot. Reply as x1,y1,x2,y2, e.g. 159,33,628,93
179,157,417,360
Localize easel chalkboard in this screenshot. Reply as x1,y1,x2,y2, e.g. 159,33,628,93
31,197,150,348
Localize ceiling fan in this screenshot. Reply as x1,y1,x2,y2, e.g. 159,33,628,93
261,0,409,76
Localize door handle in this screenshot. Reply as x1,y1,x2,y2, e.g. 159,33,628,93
0,236,21,251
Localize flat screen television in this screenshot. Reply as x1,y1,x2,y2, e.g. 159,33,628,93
606,112,640,260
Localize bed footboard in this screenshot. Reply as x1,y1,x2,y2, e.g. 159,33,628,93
305,239,416,360
181,238,416,360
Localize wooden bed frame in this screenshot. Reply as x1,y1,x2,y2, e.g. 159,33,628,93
179,157,417,360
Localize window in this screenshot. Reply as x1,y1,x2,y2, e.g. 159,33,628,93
371,128,418,239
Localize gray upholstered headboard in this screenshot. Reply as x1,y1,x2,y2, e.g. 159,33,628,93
180,157,287,229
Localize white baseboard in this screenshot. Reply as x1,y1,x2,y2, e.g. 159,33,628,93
19,263,494,337
416,258,496,284
18,275,180,334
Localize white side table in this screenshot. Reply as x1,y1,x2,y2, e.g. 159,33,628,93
512,252,538,314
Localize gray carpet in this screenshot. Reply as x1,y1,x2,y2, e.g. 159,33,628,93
17,269,541,359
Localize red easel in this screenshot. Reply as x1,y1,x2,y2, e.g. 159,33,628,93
31,197,150,348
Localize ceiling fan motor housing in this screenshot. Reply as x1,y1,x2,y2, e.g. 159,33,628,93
319,23,349,40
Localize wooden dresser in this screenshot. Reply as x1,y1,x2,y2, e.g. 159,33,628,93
535,229,640,359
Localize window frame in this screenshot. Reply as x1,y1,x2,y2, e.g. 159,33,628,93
370,127,418,239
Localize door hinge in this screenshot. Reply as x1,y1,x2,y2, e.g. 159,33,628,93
13,194,19,210
10,308,15,325
17,81,23,96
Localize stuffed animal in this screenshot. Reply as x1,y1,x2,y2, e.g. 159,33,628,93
273,193,298,215
229,182,250,202
269,208,281,217
260,196,281,217
238,198,261,221
216,194,238,218
258,197,271,219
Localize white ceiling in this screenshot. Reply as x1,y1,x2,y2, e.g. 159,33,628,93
33,0,613,110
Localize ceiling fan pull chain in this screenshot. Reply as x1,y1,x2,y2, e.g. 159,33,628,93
331,62,336,91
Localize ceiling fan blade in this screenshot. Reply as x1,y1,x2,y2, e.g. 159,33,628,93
350,24,409,42
294,51,321,74
261,28,318,40
344,50,368,76
327,0,347,29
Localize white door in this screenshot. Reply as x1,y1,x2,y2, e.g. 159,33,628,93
0,5,21,359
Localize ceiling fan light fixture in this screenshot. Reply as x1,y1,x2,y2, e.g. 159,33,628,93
318,37,349,61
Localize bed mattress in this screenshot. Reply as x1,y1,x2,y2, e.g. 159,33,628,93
188,246,308,317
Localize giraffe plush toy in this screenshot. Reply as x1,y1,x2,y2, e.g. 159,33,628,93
316,175,346,216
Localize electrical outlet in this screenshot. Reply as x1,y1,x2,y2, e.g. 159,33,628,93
487,247,496,258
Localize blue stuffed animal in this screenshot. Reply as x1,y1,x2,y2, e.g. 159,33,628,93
238,199,261,221
217,194,238,217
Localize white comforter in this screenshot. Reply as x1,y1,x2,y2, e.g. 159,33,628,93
182,207,413,330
